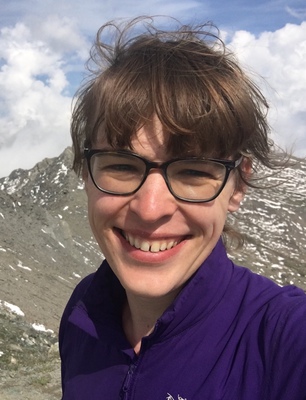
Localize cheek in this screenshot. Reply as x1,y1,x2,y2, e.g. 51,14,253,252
87,194,111,225
187,202,227,237
86,186,128,231
86,194,117,255
209,206,228,232
209,199,232,232
85,184,109,230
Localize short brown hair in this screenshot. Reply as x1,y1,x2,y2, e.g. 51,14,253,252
71,17,287,244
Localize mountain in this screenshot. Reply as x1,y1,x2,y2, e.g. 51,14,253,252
0,148,102,332
230,157,306,287
0,148,101,398
0,148,305,398
0,148,306,332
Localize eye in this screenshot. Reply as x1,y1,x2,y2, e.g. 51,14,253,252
178,168,215,179
103,163,139,173
91,153,143,175
168,161,226,185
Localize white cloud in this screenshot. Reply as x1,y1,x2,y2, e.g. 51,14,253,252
0,2,205,178
0,17,89,178
228,22,306,156
0,7,305,178
28,15,89,60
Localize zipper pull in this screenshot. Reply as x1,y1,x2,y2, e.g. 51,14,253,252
121,363,136,398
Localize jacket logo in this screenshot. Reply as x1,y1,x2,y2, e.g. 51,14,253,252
166,394,187,400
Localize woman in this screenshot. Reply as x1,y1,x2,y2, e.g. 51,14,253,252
59,17,306,400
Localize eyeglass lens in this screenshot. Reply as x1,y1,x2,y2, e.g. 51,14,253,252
89,152,228,201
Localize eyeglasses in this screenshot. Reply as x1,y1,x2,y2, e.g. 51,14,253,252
84,149,242,203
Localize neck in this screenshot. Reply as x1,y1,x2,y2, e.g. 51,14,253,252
122,291,178,354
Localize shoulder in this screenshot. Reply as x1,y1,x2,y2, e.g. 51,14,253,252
232,262,306,308
265,284,306,342
261,285,306,398
59,272,96,340
231,267,306,396
59,259,123,339
66,272,96,311
230,264,306,341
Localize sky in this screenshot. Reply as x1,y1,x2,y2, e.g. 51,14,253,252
0,0,305,178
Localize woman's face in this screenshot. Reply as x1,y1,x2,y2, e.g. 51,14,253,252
84,117,245,301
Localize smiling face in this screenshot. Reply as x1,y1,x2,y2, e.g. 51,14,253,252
83,117,245,301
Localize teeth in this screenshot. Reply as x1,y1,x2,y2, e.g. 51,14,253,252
140,241,150,252
167,241,174,250
160,242,167,251
122,232,179,253
150,242,162,253
134,237,141,249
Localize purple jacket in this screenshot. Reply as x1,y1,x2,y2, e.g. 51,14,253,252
59,239,306,399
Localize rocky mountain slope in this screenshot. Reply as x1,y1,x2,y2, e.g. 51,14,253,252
0,148,305,398
0,148,102,331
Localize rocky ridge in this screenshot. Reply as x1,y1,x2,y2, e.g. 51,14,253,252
0,148,305,399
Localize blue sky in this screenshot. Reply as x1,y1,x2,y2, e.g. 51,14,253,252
0,0,305,177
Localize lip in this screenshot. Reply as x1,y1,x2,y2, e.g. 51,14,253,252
122,230,183,252
114,228,189,263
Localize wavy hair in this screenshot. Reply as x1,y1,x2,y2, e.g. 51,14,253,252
71,16,288,246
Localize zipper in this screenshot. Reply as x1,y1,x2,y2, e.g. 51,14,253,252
120,323,160,399
121,362,137,399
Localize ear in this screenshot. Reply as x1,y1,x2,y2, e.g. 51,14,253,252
227,157,252,213
227,189,245,212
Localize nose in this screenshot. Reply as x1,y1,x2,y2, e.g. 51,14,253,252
129,170,178,223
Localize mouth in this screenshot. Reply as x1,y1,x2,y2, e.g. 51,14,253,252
120,230,184,253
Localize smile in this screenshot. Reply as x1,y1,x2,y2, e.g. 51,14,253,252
121,231,180,253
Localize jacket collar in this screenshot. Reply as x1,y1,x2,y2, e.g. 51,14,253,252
79,238,233,342
150,238,233,341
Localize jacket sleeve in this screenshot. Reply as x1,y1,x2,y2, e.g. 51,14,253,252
264,292,306,400
58,273,95,396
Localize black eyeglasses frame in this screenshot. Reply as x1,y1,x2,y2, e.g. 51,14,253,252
83,148,242,203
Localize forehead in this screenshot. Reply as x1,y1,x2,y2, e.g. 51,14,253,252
96,117,169,161
94,111,236,160
132,116,166,152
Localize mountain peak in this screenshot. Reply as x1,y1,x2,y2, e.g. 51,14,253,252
0,150,305,332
